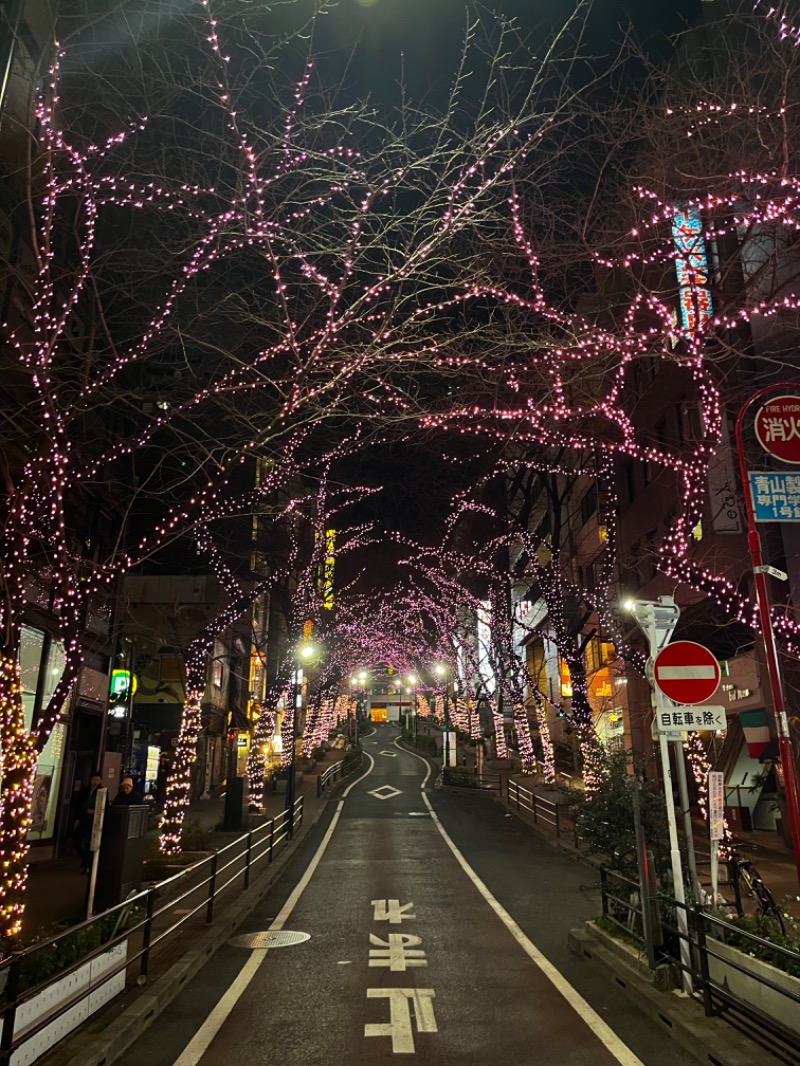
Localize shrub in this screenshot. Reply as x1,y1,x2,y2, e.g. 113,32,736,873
442,766,481,789
343,746,363,774
717,912,800,979
573,750,668,879
3,913,121,999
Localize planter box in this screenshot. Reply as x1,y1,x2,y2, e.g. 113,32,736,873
5,940,127,1066
708,936,800,1036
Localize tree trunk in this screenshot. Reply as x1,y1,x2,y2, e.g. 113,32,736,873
159,687,204,855
0,651,38,942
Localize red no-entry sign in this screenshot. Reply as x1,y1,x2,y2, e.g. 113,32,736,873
653,641,721,705
754,394,800,464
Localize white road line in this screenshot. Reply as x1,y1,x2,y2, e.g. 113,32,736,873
393,736,434,790
420,790,645,1066
395,742,644,1066
172,746,378,1066
343,749,374,796
171,800,345,1066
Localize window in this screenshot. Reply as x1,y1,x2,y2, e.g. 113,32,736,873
580,485,598,525
160,656,185,682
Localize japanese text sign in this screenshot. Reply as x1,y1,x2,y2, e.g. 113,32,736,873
655,705,726,734
749,472,800,522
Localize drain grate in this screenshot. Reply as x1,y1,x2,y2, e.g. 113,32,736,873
229,930,310,950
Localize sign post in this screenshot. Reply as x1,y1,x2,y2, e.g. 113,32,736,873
653,638,722,935
708,771,725,906
628,597,694,993
86,788,107,919
736,384,800,884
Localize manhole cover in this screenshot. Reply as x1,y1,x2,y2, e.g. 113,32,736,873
229,930,311,949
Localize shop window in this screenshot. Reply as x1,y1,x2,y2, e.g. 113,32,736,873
19,625,45,718
160,655,185,681
19,626,67,843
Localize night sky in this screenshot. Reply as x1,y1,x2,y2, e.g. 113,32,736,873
311,0,702,108
315,0,704,558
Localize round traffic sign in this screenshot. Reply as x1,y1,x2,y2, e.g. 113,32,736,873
653,641,720,705
754,394,800,464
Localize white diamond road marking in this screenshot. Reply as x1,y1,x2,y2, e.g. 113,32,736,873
379,750,398,757
369,785,402,801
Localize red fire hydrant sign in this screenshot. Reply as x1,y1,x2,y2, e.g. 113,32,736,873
754,394,800,464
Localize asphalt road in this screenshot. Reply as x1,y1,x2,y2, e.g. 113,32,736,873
126,725,688,1066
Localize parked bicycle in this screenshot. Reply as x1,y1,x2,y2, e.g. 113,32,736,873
724,841,785,933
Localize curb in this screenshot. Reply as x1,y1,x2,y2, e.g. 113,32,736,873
42,799,332,1066
568,923,788,1066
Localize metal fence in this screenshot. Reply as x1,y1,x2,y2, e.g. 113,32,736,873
0,793,306,1066
598,866,800,1062
506,780,568,838
317,750,361,796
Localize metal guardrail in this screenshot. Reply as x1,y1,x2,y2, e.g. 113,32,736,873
506,780,565,837
317,752,361,796
0,795,304,1066
598,866,800,1060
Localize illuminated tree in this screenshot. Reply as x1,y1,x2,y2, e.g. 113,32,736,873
0,0,602,938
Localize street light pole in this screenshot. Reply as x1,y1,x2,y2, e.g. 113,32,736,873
627,597,693,994
286,647,314,839
735,384,800,883
435,664,452,767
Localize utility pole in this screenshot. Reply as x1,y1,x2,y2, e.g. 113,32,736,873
735,384,800,884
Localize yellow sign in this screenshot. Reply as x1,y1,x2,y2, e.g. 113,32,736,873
323,529,335,610
236,732,250,775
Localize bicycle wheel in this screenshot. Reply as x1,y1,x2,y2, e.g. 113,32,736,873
750,868,786,933
741,862,785,933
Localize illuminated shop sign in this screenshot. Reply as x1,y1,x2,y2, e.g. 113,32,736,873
671,206,713,337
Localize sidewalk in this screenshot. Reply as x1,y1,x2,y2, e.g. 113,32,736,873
495,765,800,920
22,745,349,943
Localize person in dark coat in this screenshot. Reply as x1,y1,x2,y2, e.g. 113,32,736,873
113,776,142,805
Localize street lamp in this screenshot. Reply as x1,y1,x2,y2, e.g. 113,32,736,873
624,596,693,993
407,673,417,739
349,675,359,744
286,641,318,836
434,663,453,767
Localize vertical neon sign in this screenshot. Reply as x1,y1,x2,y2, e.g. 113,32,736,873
671,206,713,337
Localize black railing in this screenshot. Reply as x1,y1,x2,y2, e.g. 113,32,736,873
0,796,304,1066
317,752,363,797
506,780,565,837
597,868,800,1058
